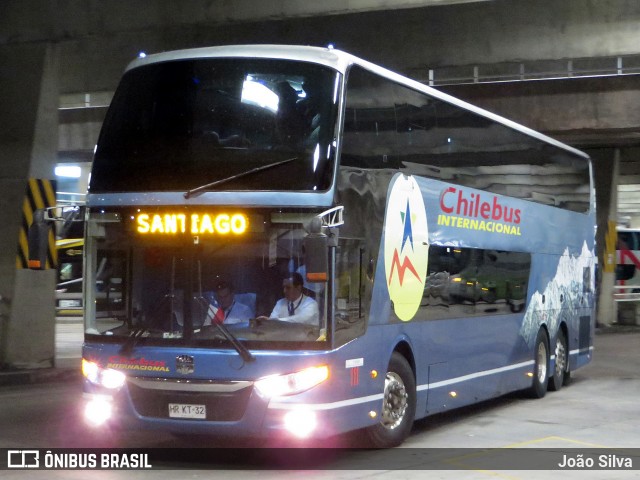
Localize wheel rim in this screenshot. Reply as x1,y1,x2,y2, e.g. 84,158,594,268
381,371,408,430
555,337,566,378
536,341,547,384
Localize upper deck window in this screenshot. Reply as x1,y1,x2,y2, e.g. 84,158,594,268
342,65,592,213
91,58,340,193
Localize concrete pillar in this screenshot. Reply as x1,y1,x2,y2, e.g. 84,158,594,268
595,148,619,327
0,43,59,369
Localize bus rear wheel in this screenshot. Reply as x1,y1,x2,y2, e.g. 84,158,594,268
548,329,569,391
527,329,549,399
365,352,416,448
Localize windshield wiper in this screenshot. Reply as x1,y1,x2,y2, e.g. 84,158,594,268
183,157,297,199
194,261,254,363
207,320,254,363
119,323,149,356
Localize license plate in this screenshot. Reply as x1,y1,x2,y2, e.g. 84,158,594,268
168,403,206,419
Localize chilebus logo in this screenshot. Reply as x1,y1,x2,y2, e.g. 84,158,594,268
384,175,429,321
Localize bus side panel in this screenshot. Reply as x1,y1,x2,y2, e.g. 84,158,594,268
385,176,593,414
417,314,532,417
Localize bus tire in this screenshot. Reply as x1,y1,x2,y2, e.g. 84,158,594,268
548,328,568,391
527,328,549,399
365,352,416,448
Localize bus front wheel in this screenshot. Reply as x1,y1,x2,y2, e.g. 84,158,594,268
527,328,549,399
365,352,416,448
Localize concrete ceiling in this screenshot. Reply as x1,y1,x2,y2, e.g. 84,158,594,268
0,0,491,46
4,0,640,224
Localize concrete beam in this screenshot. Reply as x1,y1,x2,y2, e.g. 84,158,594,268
3,0,640,94
438,75,640,147
0,0,489,46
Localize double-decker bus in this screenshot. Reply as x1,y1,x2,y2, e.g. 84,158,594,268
615,227,640,301
80,45,595,447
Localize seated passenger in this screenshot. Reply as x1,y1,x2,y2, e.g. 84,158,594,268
203,281,253,326
256,272,319,325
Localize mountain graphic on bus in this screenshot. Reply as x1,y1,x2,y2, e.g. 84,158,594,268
387,248,421,286
387,201,421,286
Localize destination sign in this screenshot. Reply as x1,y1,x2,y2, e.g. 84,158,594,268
136,212,247,235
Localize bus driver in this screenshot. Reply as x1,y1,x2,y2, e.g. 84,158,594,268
257,272,319,325
203,280,253,326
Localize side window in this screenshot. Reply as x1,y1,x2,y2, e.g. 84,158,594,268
421,245,531,320
342,66,399,169
334,239,368,346
341,66,590,213
616,231,639,282
618,232,632,250
393,85,439,170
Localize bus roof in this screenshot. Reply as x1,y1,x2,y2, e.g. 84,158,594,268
126,44,590,162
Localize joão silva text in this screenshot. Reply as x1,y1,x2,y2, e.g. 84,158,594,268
558,454,633,469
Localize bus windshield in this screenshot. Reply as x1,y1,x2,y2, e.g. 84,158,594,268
90,58,340,193
84,208,329,350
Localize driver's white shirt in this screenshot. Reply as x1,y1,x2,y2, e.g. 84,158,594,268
269,293,318,325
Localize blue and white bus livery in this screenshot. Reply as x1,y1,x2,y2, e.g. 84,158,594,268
80,45,595,447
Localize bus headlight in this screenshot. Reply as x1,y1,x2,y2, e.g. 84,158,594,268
254,365,329,397
82,359,127,390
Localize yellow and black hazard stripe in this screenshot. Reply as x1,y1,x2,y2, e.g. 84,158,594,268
16,178,57,269
604,220,618,274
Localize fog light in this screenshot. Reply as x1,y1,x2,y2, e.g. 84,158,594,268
283,409,317,438
84,397,112,427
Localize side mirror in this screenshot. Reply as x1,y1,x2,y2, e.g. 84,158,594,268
28,209,52,269
303,217,328,283
57,205,85,238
